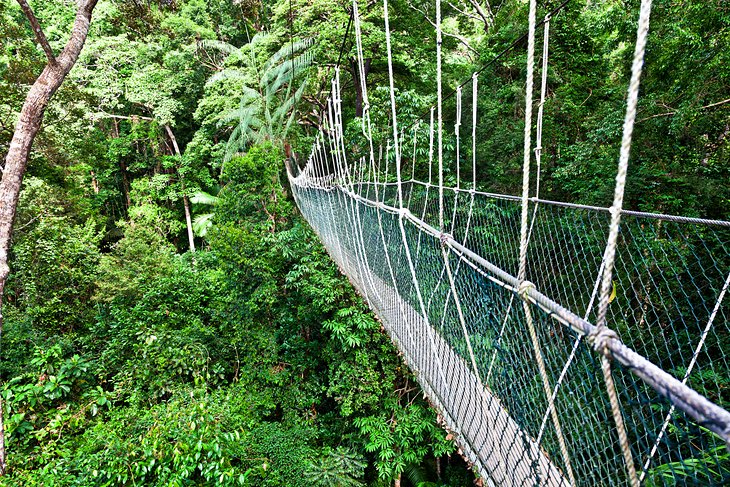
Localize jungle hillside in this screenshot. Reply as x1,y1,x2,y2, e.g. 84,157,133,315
0,0,728,486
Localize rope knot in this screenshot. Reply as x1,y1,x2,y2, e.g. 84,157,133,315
589,326,619,355
439,232,451,246
518,280,535,300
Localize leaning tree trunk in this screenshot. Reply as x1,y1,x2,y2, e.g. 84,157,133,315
0,0,100,475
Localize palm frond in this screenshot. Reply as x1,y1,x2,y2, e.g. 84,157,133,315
207,68,249,85
192,213,215,237
264,38,314,72
191,191,219,206
198,39,239,56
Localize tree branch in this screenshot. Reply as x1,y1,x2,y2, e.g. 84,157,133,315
466,0,494,31
93,111,155,122
702,97,730,110
16,0,56,65
407,1,479,57
446,0,483,23
637,98,730,123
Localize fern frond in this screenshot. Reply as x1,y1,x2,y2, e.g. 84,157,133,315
192,213,215,237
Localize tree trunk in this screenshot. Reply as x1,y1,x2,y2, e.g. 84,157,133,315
351,57,371,118
0,0,99,475
164,125,195,253
182,193,195,252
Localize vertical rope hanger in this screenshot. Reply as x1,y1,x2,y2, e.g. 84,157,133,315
436,0,444,232
590,1,653,486
383,0,451,391
516,1,576,484
439,83,482,388
415,109,435,261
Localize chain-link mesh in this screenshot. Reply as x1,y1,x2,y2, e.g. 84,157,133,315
287,2,729,482
289,133,730,486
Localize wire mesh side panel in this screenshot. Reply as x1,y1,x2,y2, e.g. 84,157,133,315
292,180,570,486
291,171,730,486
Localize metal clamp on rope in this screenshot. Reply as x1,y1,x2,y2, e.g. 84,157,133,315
588,326,619,356
518,280,535,301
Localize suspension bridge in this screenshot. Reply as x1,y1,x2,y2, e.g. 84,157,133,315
287,0,730,484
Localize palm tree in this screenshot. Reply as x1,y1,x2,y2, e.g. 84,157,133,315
203,34,314,165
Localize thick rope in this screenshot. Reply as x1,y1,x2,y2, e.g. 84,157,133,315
517,0,537,284
455,86,462,188
436,0,444,231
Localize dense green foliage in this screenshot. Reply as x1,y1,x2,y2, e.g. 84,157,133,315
0,0,728,485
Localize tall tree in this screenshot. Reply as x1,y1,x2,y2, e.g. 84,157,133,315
0,0,100,474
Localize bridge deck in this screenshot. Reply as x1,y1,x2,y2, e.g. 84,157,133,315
327,231,570,486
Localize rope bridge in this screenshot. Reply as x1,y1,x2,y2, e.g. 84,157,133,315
287,0,730,484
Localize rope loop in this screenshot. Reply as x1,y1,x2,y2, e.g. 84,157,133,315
589,326,619,355
518,280,535,300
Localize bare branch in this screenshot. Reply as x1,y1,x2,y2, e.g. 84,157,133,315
447,0,483,22
93,111,155,122
703,97,730,110
16,0,56,65
466,0,494,31
637,111,675,123
407,1,479,57
637,98,730,123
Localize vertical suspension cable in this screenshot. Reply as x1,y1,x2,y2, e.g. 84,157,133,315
383,0,402,208
518,0,537,283
589,1,653,486
415,110,435,260
455,86,462,188
516,1,576,484
472,73,477,192
429,107,435,186
525,14,550,246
